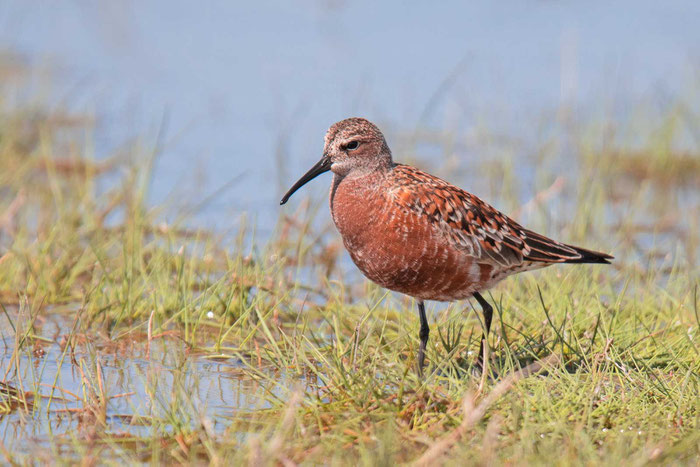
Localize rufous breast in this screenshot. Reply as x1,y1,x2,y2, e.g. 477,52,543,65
329,168,487,301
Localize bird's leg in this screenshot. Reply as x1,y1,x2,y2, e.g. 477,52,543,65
417,300,430,377
473,292,493,368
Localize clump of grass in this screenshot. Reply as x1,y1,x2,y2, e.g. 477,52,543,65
0,62,698,465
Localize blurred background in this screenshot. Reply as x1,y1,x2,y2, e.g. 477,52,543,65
1,1,698,233
1,4,698,462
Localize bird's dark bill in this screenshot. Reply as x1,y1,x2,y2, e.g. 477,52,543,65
280,156,332,205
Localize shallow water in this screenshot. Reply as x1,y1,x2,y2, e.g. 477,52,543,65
1,1,699,232
0,311,294,456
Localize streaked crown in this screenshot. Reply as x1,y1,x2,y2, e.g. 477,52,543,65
324,118,392,175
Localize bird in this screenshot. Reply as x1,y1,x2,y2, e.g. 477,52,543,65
280,117,612,375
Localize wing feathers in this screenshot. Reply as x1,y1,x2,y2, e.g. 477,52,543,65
391,164,612,268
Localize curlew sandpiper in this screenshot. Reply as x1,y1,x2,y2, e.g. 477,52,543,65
281,117,612,375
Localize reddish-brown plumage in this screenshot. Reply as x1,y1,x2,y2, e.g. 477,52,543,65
330,166,487,301
281,117,613,373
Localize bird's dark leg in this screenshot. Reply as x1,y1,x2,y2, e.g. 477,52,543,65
417,300,429,377
473,292,493,368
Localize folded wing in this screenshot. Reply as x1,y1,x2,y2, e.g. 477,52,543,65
391,164,612,268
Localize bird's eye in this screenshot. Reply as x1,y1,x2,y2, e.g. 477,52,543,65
346,141,359,150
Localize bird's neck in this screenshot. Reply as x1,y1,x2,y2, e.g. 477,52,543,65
330,165,390,223
331,164,390,197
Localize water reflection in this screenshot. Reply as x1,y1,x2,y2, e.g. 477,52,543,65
0,312,293,455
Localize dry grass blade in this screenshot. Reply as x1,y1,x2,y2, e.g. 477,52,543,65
412,354,560,466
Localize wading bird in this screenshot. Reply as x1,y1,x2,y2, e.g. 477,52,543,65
280,118,612,375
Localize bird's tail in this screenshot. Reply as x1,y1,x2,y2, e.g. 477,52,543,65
563,245,613,264
522,229,613,264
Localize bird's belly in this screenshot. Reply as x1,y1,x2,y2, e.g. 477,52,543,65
332,187,486,301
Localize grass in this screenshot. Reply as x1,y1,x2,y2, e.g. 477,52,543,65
0,68,698,465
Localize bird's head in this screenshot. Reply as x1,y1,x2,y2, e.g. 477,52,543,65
280,117,391,205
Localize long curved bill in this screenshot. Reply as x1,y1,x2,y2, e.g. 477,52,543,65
280,155,332,205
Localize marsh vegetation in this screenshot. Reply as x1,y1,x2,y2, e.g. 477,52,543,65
0,60,698,465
